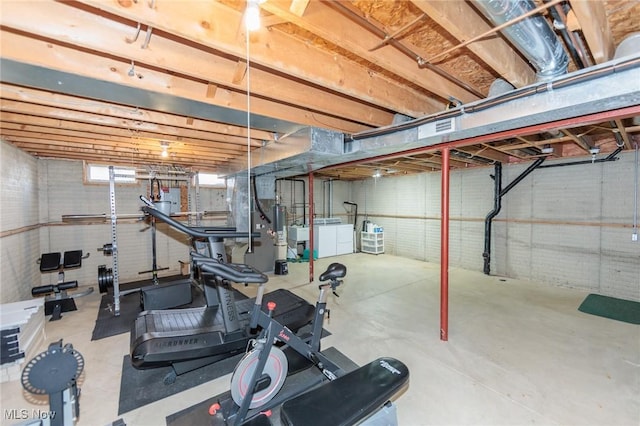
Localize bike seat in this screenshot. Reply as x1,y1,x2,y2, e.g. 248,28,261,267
319,263,346,281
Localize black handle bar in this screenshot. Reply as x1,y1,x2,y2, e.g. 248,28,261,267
141,205,259,240
192,254,268,284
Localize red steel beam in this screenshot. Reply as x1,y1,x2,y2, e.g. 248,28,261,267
322,105,640,171
440,147,450,341
315,104,640,340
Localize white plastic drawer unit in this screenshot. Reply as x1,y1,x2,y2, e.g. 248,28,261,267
361,231,384,254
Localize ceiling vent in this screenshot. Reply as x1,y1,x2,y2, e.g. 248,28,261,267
418,118,456,140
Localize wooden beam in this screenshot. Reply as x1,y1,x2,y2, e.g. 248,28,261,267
482,142,528,160
455,145,510,163
76,0,439,117
0,1,395,127
0,100,264,147
7,140,228,170
289,0,310,17
260,0,472,105
568,0,615,63
0,30,370,134
0,111,259,157
411,0,536,89
560,128,592,153
0,128,238,160
1,84,270,143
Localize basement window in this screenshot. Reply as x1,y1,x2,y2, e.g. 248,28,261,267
86,164,137,183
196,172,226,188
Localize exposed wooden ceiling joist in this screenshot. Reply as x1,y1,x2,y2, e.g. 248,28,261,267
0,0,638,180
75,0,438,117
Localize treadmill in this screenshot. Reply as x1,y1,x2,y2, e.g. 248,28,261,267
130,205,314,384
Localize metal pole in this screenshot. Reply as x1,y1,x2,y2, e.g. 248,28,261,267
151,217,158,285
309,172,314,283
440,147,450,341
109,166,121,316
483,163,503,275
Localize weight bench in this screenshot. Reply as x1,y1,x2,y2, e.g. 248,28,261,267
280,357,409,426
33,250,94,321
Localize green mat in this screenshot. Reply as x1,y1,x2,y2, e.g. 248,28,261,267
578,294,640,325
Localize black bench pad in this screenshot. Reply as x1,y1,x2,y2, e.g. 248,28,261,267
40,252,62,272
280,357,409,426
39,250,83,271
63,250,83,268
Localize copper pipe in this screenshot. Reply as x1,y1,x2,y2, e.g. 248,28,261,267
426,0,565,64
327,0,483,98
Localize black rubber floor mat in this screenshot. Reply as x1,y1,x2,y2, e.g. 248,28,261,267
118,352,244,415
91,292,142,341
118,323,330,415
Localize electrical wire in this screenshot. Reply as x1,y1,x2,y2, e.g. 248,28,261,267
246,24,252,252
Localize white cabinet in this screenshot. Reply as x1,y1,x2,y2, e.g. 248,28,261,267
288,226,310,242
361,232,384,255
314,225,337,258
313,224,354,258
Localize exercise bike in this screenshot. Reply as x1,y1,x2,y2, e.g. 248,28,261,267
197,260,410,426
130,203,315,385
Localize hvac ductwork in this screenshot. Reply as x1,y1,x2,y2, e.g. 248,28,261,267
473,0,569,81
615,32,640,59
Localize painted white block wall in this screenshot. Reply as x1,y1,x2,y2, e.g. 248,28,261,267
350,152,640,301
0,147,230,304
0,140,40,303
350,167,492,269
495,153,640,300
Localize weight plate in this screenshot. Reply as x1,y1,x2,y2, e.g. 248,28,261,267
98,265,113,293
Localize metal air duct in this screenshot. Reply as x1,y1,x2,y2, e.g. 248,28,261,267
615,32,640,60
473,0,569,81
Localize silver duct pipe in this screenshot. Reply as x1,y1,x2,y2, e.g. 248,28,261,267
474,0,569,81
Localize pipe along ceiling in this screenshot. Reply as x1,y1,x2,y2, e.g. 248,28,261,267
223,0,639,180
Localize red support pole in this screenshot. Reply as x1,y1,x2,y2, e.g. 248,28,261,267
440,147,450,341
308,172,314,283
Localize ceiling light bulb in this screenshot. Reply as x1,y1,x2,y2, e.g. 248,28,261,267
245,1,261,31
161,149,168,158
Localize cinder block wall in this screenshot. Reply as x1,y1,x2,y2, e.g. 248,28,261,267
494,152,640,301
349,152,640,301
0,145,229,304
349,169,492,268
0,141,40,303
37,159,182,289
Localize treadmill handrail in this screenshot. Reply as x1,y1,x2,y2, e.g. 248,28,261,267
141,206,258,240
193,256,268,284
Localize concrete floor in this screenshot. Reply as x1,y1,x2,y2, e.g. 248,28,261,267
1,253,638,426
